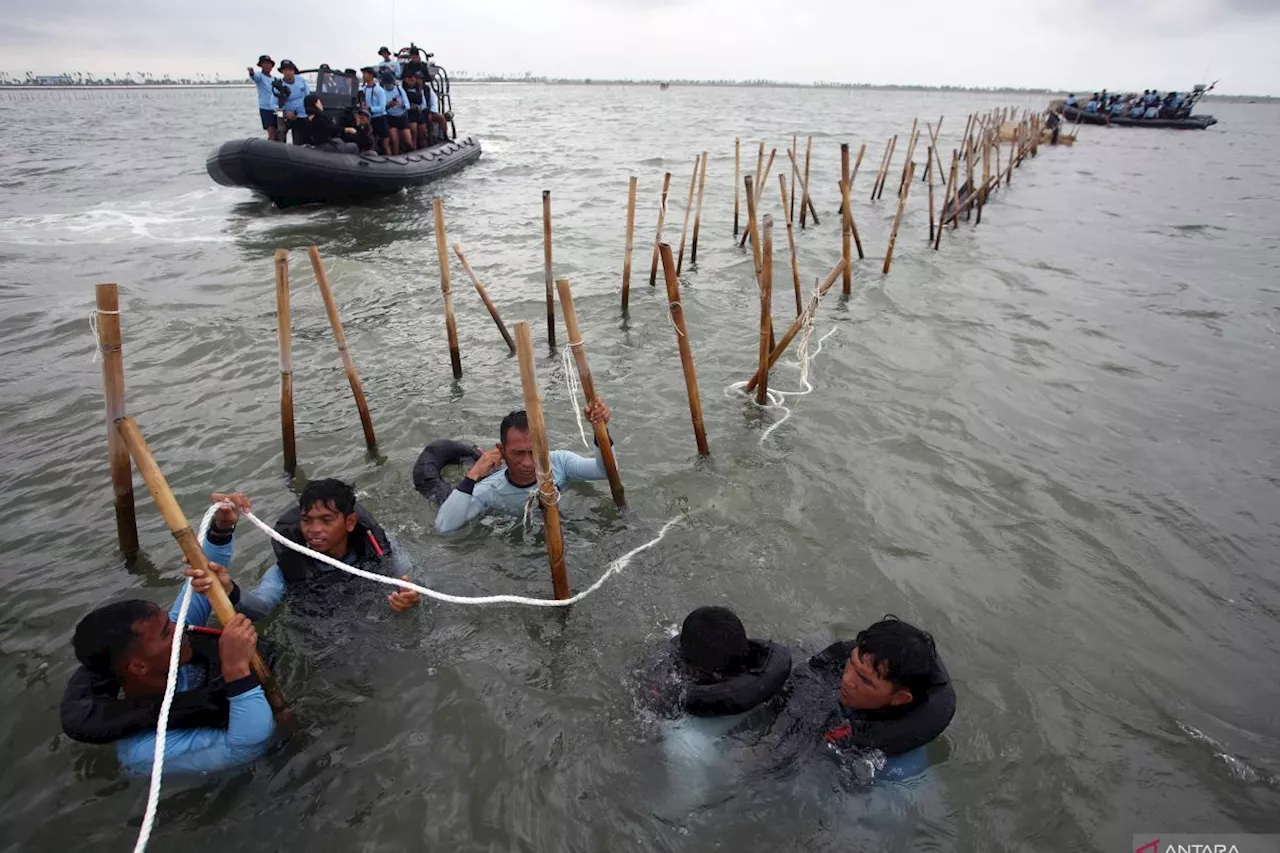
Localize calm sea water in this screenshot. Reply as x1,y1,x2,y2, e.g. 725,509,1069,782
0,84,1277,852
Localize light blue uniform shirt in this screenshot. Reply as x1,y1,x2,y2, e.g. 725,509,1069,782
250,70,277,110
385,85,408,117
278,75,309,116
361,83,387,117
435,447,609,533
376,59,402,80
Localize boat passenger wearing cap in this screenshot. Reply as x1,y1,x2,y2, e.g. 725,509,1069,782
381,69,412,155
247,55,279,141
359,67,391,155
376,46,401,80
277,59,311,145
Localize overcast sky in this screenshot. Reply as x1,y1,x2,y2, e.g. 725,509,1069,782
3,0,1278,94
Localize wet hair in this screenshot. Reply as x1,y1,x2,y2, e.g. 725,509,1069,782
679,606,749,678
855,615,938,700
299,478,356,516
72,599,161,677
303,93,321,115
500,410,529,444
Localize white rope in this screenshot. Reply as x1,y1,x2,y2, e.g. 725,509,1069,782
561,342,591,450
89,308,120,364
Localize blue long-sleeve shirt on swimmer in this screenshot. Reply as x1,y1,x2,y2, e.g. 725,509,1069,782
115,536,274,775
434,446,609,533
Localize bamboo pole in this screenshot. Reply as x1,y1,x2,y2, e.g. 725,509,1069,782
1006,136,1015,186
876,134,899,200
513,323,570,599
978,131,991,225
744,258,844,393
308,247,380,451
934,151,958,251
453,243,516,354
690,151,709,266
840,173,865,264
950,146,963,228
870,137,891,201
620,175,638,312
789,133,799,223
785,147,827,258
658,243,709,456
115,416,288,717
964,133,975,221
542,190,556,347
897,119,919,198
800,136,819,226
426,207,464,379
754,142,764,200
744,175,763,288
676,154,699,275
755,215,774,405
778,174,802,316
740,148,776,249
555,278,625,509
733,137,741,237
273,251,297,471
95,283,139,555
882,161,915,274
841,143,852,293
927,145,936,243
649,172,672,286
926,121,946,187
852,142,866,188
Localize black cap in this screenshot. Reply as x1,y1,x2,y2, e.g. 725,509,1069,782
257,54,274,67
378,46,391,55
360,66,375,75
279,59,297,71
409,47,421,56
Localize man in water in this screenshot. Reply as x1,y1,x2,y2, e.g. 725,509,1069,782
359,67,390,154
434,401,613,534
194,480,420,620
247,55,278,141
277,59,310,145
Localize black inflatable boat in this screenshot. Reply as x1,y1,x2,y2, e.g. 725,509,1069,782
206,135,482,205
1062,106,1217,130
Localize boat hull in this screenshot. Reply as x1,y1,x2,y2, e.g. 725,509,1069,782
1061,106,1217,130
206,136,482,205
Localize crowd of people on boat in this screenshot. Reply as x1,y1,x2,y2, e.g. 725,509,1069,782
247,47,449,156
1065,89,1192,120
60,400,956,784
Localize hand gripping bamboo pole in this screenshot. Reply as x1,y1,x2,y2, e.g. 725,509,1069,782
841,144,852,293
756,215,774,405
96,283,139,555
513,323,570,599
453,243,516,354
778,173,802,316
733,137,741,237
882,161,915,274
273,252,297,470
308,247,380,451
621,175,638,311
426,207,464,379
542,190,557,347
649,172,672,286
676,154,699,275
115,416,288,717
690,151,709,266
658,244,710,456
744,257,845,394
556,278,625,509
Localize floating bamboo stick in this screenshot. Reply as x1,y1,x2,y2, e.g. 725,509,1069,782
733,137,741,237
95,283,138,555
744,258,844,394
513,323,569,599
273,252,297,470
676,154,699,275
555,278,625,509
778,173,801,316
800,136,819,226
882,161,915,274
453,243,515,354
649,172,672,286
756,215,774,405
621,175,637,312
658,243,710,456
690,151,709,266
309,247,380,450
542,190,556,347
841,143,851,293
116,416,288,717
426,207,464,379
934,151,958,251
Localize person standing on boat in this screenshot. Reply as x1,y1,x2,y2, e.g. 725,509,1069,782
359,67,391,155
247,55,279,141
402,70,429,150
1064,93,1078,109
375,46,401,80
433,402,614,534
277,60,310,145
381,69,412,155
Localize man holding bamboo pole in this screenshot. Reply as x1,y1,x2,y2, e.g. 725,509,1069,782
434,399,617,534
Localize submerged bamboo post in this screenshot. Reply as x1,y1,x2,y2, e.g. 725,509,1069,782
676,154,699,275
621,175,638,312
927,145,936,243
115,416,288,717
690,151,709,266
542,190,557,347
733,137,741,237
426,207,464,379
556,278,625,509
800,136,819,226
756,215,774,405
934,151,958,251
882,161,915,274
95,283,138,555
309,248,380,451
513,323,570,599
778,174,802,316
273,252,297,471
649,171,672,286
453,243,516,354
658,243,710,456
744,258,844,394
840,143,852,293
